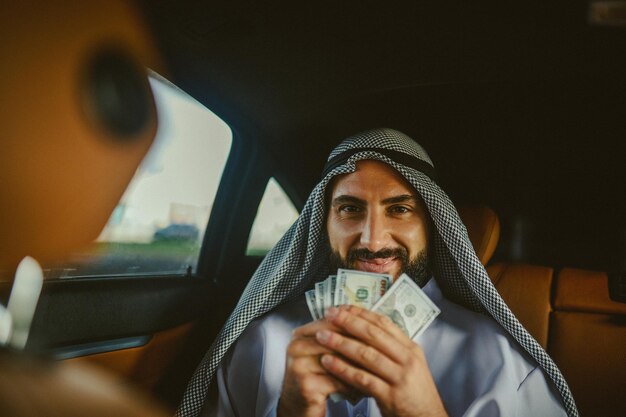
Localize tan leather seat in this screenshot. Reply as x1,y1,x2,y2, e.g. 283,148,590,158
457,204,500,266
487,262,553,348
460,206,626,416
0,2,168,416
549,268,626,417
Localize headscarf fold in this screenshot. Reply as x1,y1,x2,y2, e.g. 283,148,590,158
177,128,578,417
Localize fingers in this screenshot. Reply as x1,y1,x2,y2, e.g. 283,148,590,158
319,353,391,400
282,321,365,416
320,350,447,417
317,373,353,396
286,335,336,377
287,352,351,385
287,335,334,357
323,306,414,363
292,319,343,338
315,327,402,384
280,361,354,416
336,305,412,345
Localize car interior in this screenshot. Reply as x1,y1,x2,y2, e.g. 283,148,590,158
1,1,625,417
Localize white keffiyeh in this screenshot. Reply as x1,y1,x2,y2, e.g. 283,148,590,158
177,128,578,417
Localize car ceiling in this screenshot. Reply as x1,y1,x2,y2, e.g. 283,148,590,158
138,0,626,271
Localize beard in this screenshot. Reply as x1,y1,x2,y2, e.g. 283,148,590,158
328,245,431,285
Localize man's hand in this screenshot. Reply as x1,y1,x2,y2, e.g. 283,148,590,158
312,305,448,417
277,319,352,417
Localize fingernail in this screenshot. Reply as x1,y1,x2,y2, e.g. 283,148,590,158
316,330,330,343
325,307,338,319
321,355,332,367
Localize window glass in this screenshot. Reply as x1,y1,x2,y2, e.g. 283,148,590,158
46,73,232,278
246,178,300,256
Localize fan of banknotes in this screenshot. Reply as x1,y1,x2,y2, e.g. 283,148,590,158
305,268,441,340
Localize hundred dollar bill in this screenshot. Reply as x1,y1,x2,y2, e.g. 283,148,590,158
305,289,321,320
315,281,326,317
334,269,391,310
324,275,336,315
372,273,440,339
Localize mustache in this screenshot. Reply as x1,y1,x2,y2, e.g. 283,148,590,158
347,247,408,262
328,245,431,286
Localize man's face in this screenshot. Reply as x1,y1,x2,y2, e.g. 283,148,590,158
326,160,430,282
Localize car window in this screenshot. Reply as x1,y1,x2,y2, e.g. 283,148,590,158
246,178,299,256
44,72,232,279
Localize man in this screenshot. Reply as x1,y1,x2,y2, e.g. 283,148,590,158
178,129,578,417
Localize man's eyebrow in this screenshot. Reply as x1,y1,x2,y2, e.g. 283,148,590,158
331,194,421,206
331,195,366,206
381,194,421,205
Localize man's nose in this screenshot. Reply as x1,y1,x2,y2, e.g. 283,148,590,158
359,211,391,252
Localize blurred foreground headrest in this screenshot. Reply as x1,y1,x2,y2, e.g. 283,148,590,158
0,2,163,272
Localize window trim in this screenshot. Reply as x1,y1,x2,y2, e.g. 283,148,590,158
196,128,271,283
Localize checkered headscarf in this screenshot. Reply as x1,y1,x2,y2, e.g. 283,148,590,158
177,128,578,417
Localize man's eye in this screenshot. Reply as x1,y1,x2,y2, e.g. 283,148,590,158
389,205,411,214
339,205,361,213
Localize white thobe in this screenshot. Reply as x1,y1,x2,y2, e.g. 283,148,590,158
203,279,567,417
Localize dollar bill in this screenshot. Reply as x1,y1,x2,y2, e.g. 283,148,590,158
371,273,440,339
315,281,326,317
305,289,321,320
324,275,336,315
334,269,391,310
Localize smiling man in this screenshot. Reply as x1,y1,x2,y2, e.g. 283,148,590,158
178,129,578,417
326,160,430,281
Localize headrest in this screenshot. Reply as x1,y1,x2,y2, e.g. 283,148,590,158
0,2,163,272
457,204,500,266
555,268,626,315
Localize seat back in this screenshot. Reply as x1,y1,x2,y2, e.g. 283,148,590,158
487,262,553,348
461,205,626,415
485,263,626,417
549,268,626,417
